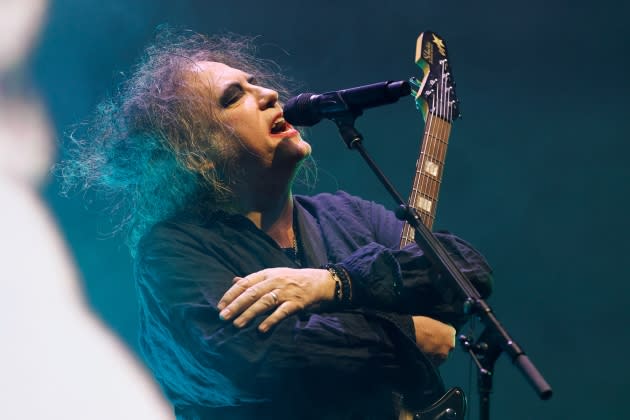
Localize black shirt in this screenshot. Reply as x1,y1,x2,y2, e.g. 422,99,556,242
136,191,492,419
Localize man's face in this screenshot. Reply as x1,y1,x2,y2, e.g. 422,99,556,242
186,61,311,176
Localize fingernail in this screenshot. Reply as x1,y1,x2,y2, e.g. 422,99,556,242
219,309,230,320
233,318,244,328
217,302,225,310
259,323,268,333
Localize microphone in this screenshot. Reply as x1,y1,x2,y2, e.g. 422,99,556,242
283,80,411,127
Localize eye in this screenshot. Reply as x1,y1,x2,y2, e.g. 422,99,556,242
220,85,244,108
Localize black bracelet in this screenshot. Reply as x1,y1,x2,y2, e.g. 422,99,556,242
335,264,353,304
324,263,352,306
324,264,342,303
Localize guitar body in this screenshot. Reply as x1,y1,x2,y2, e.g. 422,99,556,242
399,387,466,420
397,31,463,419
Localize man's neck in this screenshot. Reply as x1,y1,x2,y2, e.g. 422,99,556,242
241,189,295,249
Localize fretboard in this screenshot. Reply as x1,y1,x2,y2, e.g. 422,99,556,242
399,113,452,247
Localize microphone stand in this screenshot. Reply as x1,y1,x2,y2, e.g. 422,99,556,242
459,328,503,420
329,111,553,419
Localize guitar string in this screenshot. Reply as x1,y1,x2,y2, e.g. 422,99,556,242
406,82,426,245
425,59,446,230
433,58,451,229
418,96,436,233
405,74,440,245
432,59,448,230
420,90,435,231
425,91,439,229
405,91,436,245
402,84,426,246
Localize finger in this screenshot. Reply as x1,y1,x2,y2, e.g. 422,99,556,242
258,301,297,332
232,290,280,328
219,270,274,310
217,277,250,311
220,280,274,321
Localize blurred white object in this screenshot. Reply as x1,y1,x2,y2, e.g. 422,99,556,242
0,98,54,186
0,0,173,418
0,0,47,72
0,181,173,419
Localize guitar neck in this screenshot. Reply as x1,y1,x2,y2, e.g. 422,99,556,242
399,113,452,247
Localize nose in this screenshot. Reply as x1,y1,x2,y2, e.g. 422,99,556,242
257,86,279,109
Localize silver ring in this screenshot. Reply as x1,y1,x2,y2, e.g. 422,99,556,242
269,291,279,305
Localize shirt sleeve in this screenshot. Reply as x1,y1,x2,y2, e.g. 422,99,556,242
136,222,439,402
334,194,494,329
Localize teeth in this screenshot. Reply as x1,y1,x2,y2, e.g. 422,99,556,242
271,117,287,133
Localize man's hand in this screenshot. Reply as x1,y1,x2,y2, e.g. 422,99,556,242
217,267,336,332
411,316,456,364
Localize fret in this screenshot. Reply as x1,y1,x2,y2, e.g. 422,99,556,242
420,143,447,157
412,172,444,186
427,113,453,125
424,130,449,143
424,133,450,145
410,175,442,199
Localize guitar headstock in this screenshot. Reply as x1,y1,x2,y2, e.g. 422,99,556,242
410,31,460,122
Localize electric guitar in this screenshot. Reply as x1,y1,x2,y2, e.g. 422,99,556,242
397,31,464,420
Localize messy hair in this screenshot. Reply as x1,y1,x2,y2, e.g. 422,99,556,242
59,26,304,255
58,27,318,411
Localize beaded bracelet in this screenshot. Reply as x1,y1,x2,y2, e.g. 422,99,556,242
325,265,343,303
335,264,353,304
324,263,352,306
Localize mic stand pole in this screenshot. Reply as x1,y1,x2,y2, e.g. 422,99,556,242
330,112,553,419
459,328,503,420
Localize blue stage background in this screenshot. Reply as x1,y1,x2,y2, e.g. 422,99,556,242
35,1,629,418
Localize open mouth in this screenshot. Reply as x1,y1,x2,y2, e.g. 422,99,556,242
270,117,288,134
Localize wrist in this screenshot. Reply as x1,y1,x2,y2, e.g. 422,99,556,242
320,268,337,302
323,263,353,307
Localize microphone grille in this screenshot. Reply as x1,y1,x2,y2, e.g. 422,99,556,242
283,93,321,127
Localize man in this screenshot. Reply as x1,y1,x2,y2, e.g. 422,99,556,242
62,28,492,419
